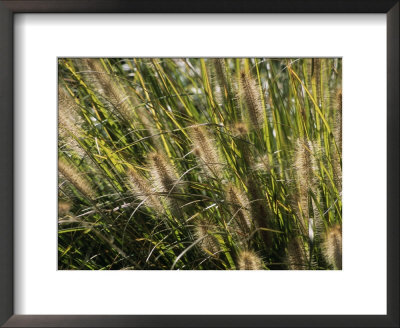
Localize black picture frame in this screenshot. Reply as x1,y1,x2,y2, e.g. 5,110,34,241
0,1,398,327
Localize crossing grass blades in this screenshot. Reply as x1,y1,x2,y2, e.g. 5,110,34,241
58,58,342,270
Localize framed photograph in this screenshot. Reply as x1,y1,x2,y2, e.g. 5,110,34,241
1,1,398,327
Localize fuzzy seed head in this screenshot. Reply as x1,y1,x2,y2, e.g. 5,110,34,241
332,89,342,195
287,236,309,270
127,168,164,214
336,90,342,112
245,176,272,248
190,125,224,179
148,152,183,216
148,152,179,194
58,87,83,138
213,59,230,97
237,250,263,270
332,160,342,198
323,225,342,269
240,71,265,129
194,219,220,255
58,88,86,157
81,59,134,122
58,160,95,199
209,59,241,114
225,184,252,235
310,196,324,243
294,138,319,219
312,59,322,104
294,139,318,188
334,89,342,151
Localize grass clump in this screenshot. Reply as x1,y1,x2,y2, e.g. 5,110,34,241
58,58,342,270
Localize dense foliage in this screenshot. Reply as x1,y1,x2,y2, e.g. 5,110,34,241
58,58,342,270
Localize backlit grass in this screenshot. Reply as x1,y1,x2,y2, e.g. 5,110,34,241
58,58,342,270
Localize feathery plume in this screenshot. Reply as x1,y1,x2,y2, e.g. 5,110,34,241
312,58,322,105
294,138,318,190
213,59,230,98
127,168,164,214
206,60,222,104
81,59,134,122
194,219,220,255
240,70,265,129
190,125,224,179
58,159,95,199
148,152,183,216
211,59,241,116
237,250,263,270
58,87,82,137
332,89,342,194
310,196,324,244
246,175,272,248
323,225,342,269
335,90,342,150
294,138,319,221
148,152,179,194
58,87,87,157
287,236,309,270
225,184,252,235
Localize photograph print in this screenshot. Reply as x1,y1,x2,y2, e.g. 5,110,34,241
58,58,342,270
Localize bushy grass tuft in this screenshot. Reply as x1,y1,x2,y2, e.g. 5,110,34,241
58,58,342,270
